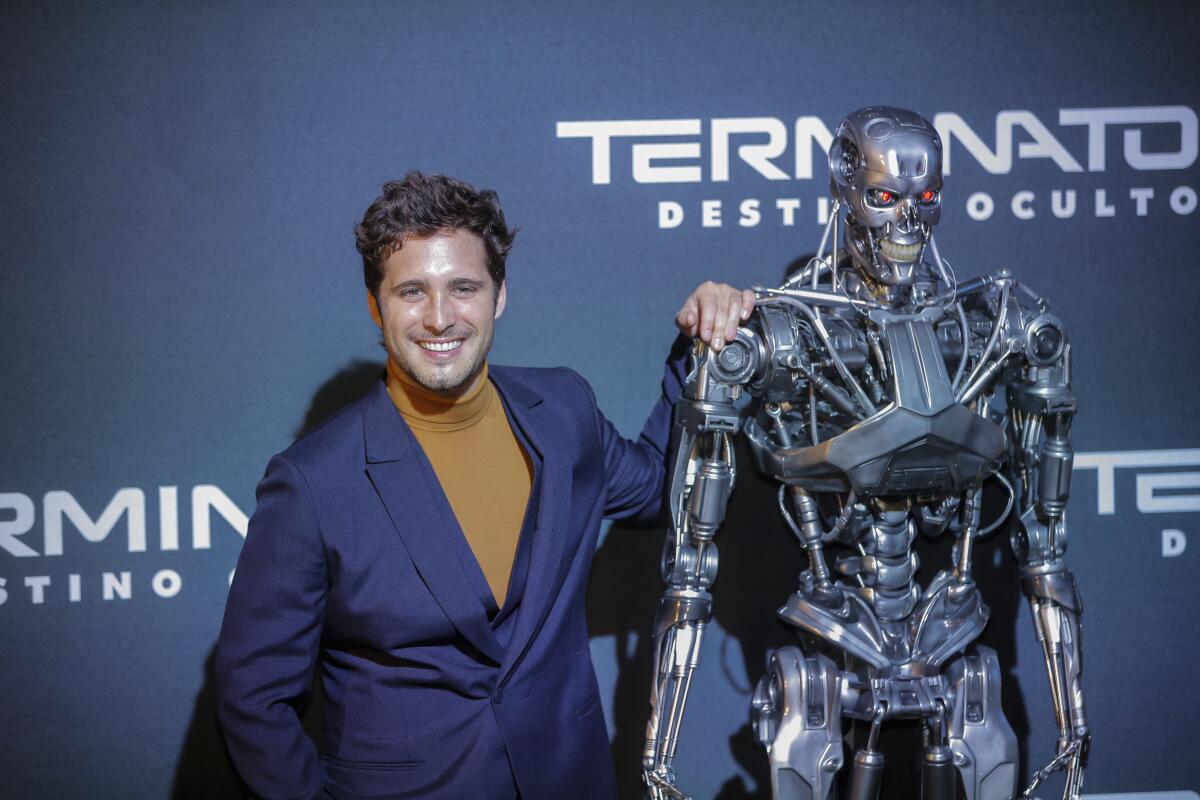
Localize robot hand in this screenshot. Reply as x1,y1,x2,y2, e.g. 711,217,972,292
1016,727,1089,800
643,766,693,800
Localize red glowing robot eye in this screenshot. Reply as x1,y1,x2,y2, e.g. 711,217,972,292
921,190,935,203
878,191,893,204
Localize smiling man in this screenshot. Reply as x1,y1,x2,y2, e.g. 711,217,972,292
214,172,751,800
368,229,503,394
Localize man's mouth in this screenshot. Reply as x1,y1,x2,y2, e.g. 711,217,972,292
417,339,464,353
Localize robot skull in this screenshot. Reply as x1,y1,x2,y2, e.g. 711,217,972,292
829,107,943,286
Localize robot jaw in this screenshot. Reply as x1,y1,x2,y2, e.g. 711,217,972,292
846,216,931,287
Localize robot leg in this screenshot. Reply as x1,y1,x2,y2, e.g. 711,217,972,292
945,647,1018,800
844,705,885,800
920,701,957,800
751,645,844,800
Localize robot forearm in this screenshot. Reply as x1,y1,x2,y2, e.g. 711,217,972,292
1023,567,1088,736
1019,565,1089,800
1012,403,1089,798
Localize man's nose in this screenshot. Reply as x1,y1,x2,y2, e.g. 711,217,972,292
423,292,454,332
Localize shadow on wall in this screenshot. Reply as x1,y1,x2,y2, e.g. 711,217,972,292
587,255,1029,799
169,646,242,799
590,433,805,800
294,360,387,439
169,646,327,799
169,360,384,799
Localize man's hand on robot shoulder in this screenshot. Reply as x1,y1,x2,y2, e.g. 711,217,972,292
675,281,755,352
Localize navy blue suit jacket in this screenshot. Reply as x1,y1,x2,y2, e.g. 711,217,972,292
215,351,685,800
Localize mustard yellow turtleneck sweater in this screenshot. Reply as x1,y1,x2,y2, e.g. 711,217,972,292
386,361,533,608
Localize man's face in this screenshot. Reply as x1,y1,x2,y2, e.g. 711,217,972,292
368,229,505,395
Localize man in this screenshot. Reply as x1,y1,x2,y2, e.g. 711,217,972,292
214,171,752,799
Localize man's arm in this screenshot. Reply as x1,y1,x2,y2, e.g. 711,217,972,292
214,454,328,800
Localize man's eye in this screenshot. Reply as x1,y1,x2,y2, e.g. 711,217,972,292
399,288,422,299
452,286,478,296
868,189,897,207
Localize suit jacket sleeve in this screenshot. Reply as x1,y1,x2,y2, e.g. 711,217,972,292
571,333,691,524
215,453,328,800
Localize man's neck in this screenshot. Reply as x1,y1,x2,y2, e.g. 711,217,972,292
385,360,492,429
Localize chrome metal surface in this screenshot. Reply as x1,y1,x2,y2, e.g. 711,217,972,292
641,106,1088,800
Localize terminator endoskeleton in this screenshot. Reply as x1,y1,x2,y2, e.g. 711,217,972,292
642,108,1089,800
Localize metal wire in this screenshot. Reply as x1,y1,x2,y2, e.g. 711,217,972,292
777,484,804,544
978,472,1016,537
756,295,876,417
956,282,1011,398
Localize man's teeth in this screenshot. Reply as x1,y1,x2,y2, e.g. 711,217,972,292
419,340,463,352
879,239,923,261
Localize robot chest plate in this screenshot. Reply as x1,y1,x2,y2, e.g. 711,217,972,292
747,319,1005,495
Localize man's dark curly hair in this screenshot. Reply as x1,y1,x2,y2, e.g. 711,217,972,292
354,171,516,299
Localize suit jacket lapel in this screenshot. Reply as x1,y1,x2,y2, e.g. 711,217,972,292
491,369,574,684
361,382,505,665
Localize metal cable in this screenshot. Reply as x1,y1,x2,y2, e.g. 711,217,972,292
956,282,1011,398
952,300,970,389
777,484,804,544
757,295,877,417
978,472,1016,537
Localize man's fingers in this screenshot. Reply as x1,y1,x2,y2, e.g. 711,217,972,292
716,290,736,350
678,282,754,350
674,312,692,336
726,288,744,343
675,297,699,336
698,290,717,343
740,288,756,320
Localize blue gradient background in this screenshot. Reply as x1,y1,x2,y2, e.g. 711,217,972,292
1,2,1197,798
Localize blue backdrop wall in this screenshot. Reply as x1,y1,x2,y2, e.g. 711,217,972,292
2,2,1198,798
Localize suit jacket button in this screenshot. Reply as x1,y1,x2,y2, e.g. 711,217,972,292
493,687,505,704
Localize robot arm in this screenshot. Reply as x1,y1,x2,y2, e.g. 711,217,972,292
1004,313,1090,800
643,343,741,800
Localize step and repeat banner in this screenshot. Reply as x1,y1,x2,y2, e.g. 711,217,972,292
2,3,1197,798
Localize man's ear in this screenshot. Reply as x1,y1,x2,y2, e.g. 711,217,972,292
367,291,383,328
494,281,507,321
